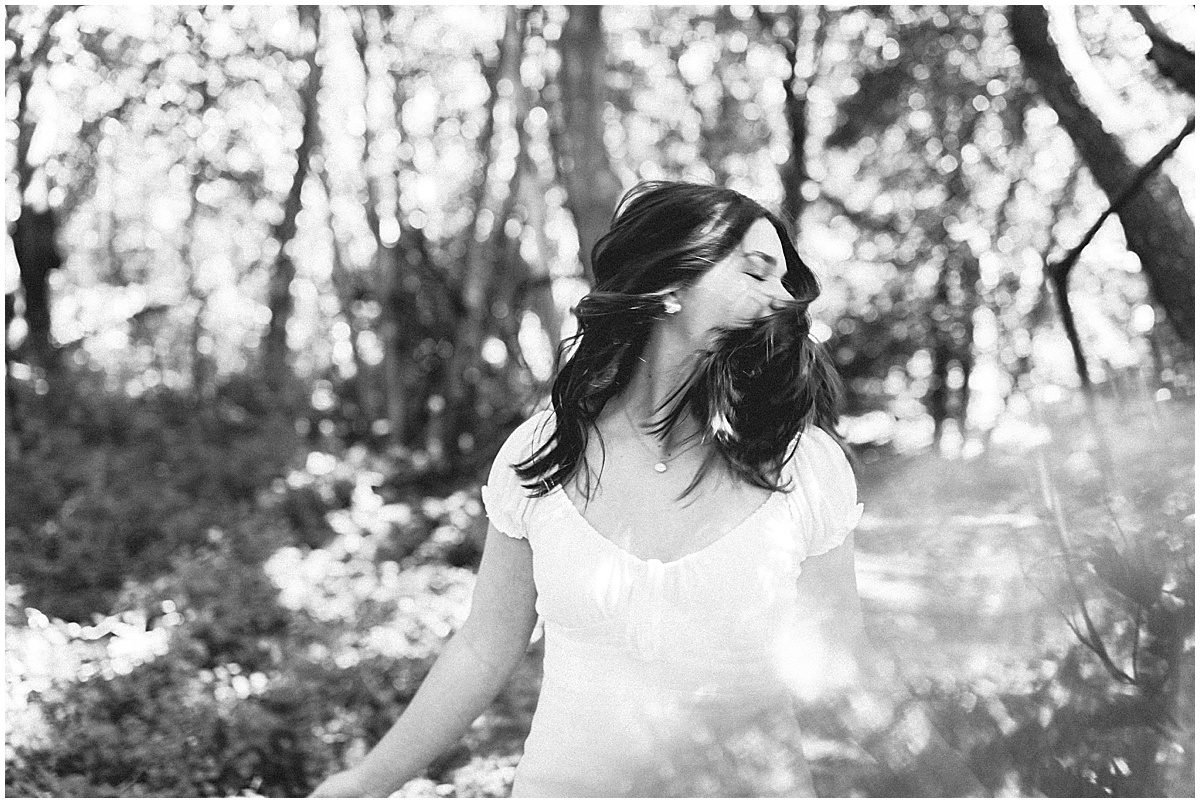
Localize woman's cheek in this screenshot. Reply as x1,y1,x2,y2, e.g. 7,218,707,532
691,287,736,329
732,294,770,324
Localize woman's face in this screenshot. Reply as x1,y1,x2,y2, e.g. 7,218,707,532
673,217,792,347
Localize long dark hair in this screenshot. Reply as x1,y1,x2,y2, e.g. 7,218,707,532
515,180,844,501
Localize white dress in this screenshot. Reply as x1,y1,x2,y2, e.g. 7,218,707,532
481,410,864,797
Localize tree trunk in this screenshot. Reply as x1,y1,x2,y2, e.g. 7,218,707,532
484,16,540,404
780,12,809,229
263,4,321,392
4,286,15,367
925,98,980,450
352,6,411,447
8,8,68,375
8,7,68,200
443,6,531,463
1123,5,1195,97
182,166,210,395
1009,5,1195,343
555,5,622,282
758,6,828,229
316,153,374,438
928,269,953,446
4,279,15,435
520,151,565,360
12,208,62,371
946,176,979,441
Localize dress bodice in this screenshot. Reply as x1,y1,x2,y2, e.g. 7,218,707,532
480,409,864,796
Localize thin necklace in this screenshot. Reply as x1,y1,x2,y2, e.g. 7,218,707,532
621,406,703,474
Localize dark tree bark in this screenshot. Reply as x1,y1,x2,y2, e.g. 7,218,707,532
1009,5,1195,343
7,7,68,374
757,5,829,228
555,5,623,282
1048,263,1093,388
262,5,322,391
351,6,409,445
179,77,218,395
922,94,983,447
443,6,531,462
518,146,565,361
316,154,373,439
1027,165,1092,389
4,292,14,358
1048,117,1195,390
1123,5,1195,97
184,174,212,395
927,274,953,440
11,209,62,371
927,250,978,446
519,13,567,356
372,9,465,455
486,21,541,386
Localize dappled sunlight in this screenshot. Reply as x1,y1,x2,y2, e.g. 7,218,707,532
6,600,178,698
6,384,1191,795
832,387,1194,795
5,592,181,757
264,461,479,657
771,621,862,706
5,1,1194,796
4,424,494,795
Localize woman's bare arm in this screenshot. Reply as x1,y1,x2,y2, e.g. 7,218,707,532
311,523,538,797
790,534,867,697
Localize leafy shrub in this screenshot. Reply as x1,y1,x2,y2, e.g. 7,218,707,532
5,374,303,621
5,464,484,798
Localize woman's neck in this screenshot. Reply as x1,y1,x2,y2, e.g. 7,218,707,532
613,324,704,449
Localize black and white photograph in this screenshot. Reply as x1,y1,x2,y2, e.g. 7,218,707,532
4,3,1194,798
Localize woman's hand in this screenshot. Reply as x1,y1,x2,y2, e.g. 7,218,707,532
307,525,537,798
309,768,383,798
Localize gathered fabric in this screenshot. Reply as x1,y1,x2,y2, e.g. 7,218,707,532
481,409,863,797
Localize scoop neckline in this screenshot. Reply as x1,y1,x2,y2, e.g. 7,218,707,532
549,482,784,569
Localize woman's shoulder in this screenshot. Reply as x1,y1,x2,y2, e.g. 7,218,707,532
496,407,556,463
790,425,850,469
784,424,858,501
484,408,557,540
783,424,863,558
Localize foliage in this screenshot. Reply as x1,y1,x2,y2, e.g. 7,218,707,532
5,371,302,620
7,5,1193,460
7,385,1193,798
911,593,1193,797
909,539,1193,798
5,401,486,797
852,394,1195,797
815,5,1194,444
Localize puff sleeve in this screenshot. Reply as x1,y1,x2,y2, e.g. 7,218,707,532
480,410,554,541
785,426,865,560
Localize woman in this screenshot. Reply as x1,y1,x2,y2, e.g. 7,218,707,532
312,181,868,797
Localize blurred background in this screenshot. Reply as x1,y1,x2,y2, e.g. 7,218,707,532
4,4,1194,797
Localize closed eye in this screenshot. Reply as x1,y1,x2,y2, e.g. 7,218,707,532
741,251,784,283
746,269,786,288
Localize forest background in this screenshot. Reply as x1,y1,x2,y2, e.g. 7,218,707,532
4,4,1195,797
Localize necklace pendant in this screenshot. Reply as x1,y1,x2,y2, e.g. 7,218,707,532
654,461,668,474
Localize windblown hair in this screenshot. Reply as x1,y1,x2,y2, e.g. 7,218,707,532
514,180,844,501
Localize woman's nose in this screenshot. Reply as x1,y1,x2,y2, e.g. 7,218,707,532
759,279,791,311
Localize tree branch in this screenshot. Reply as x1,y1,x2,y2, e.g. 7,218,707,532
1123,5,1195,96
1009,4,1195,342
1048,115,1195,284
